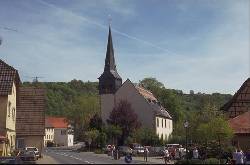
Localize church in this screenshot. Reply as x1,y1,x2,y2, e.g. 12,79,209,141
98,26,173,140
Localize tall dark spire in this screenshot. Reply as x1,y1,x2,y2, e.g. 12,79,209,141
98,26,122,94
104,26,116,72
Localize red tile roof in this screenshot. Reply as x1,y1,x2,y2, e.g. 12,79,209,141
45,117,68,128
228,111,250,134
0,59,20,95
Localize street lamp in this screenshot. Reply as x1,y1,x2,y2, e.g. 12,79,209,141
184,120,189,163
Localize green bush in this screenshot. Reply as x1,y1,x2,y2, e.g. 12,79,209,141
94,149,104,154
204,158,220,164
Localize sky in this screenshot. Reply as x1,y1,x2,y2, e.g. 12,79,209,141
0,0,249,94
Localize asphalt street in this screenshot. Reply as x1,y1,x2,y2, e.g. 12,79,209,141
43,148,153,164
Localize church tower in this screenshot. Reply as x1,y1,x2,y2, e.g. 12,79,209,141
98,26,122,123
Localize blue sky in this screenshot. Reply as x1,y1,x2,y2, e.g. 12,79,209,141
0,0,249,94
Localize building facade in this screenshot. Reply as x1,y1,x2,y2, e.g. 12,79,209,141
222,78,250,151
98,27,173,141
0,59,20,156
45,117,74,147
16,87,45,157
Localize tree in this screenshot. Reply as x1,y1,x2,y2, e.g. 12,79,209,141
139,77,164,90
133,127,161,146
105,125,122,145
84,129,100,150
89,114,103,131
107,100,141,145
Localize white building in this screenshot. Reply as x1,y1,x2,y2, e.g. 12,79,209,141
44,117,73,147
98,27,173,141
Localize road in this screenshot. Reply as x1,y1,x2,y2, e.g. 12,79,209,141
42,148,158,164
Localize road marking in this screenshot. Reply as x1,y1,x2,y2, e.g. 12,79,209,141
84,161,90,164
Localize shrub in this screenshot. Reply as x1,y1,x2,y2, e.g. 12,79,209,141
175,159,204,164
204,158,220,164
94,148,104,154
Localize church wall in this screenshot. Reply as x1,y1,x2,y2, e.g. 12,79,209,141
101,94,115,124
115,80,155,129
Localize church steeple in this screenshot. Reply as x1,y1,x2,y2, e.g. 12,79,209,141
98,26,122,95
104,26,117,72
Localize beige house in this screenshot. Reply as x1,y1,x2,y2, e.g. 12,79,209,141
16,87,45,157
0,59,20,156
98,27,173,141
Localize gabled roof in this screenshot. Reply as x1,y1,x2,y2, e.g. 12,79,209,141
228,111,250,134
45,117,68,128
0,59,20,95
135,86,157,101
16,87,45,136
122,79,172,119
221,78,250,118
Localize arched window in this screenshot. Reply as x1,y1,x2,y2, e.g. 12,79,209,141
12,108,15,121
8,101,11,117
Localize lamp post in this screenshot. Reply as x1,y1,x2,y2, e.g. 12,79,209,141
184,120,189,163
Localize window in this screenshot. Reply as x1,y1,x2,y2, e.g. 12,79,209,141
12,108,15,121
8,101,11,117
162,119,163,128
156,118,159,127
61,130,66,135
165,119,166,128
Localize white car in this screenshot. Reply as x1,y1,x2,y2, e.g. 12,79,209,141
25,147,40,160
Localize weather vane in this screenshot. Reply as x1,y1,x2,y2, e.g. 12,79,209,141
108,14,112,26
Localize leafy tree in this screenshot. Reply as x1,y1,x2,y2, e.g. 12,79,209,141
104,125,122,145
107,100,141,145
133,127,161,146
89,114,103,131
139,77,164,90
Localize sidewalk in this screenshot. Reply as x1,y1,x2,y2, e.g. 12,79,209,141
36,155,58,164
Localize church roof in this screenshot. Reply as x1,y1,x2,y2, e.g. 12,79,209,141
134,83,172,119
228,111,250,134
136,86,157,101
99,26,121,80
221,78,250,118
0,59,20,95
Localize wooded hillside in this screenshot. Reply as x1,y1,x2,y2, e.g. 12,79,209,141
22,78,232,122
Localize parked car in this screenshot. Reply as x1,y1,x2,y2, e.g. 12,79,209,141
25,147,40,159
132,146,144,156
129,143,144,156
19,150,37,161
148,146,165,156
0,156,22,164
117,146,133,156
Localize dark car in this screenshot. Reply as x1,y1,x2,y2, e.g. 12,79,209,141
0,157,22,164
19,150,36,161
118,146,133,157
